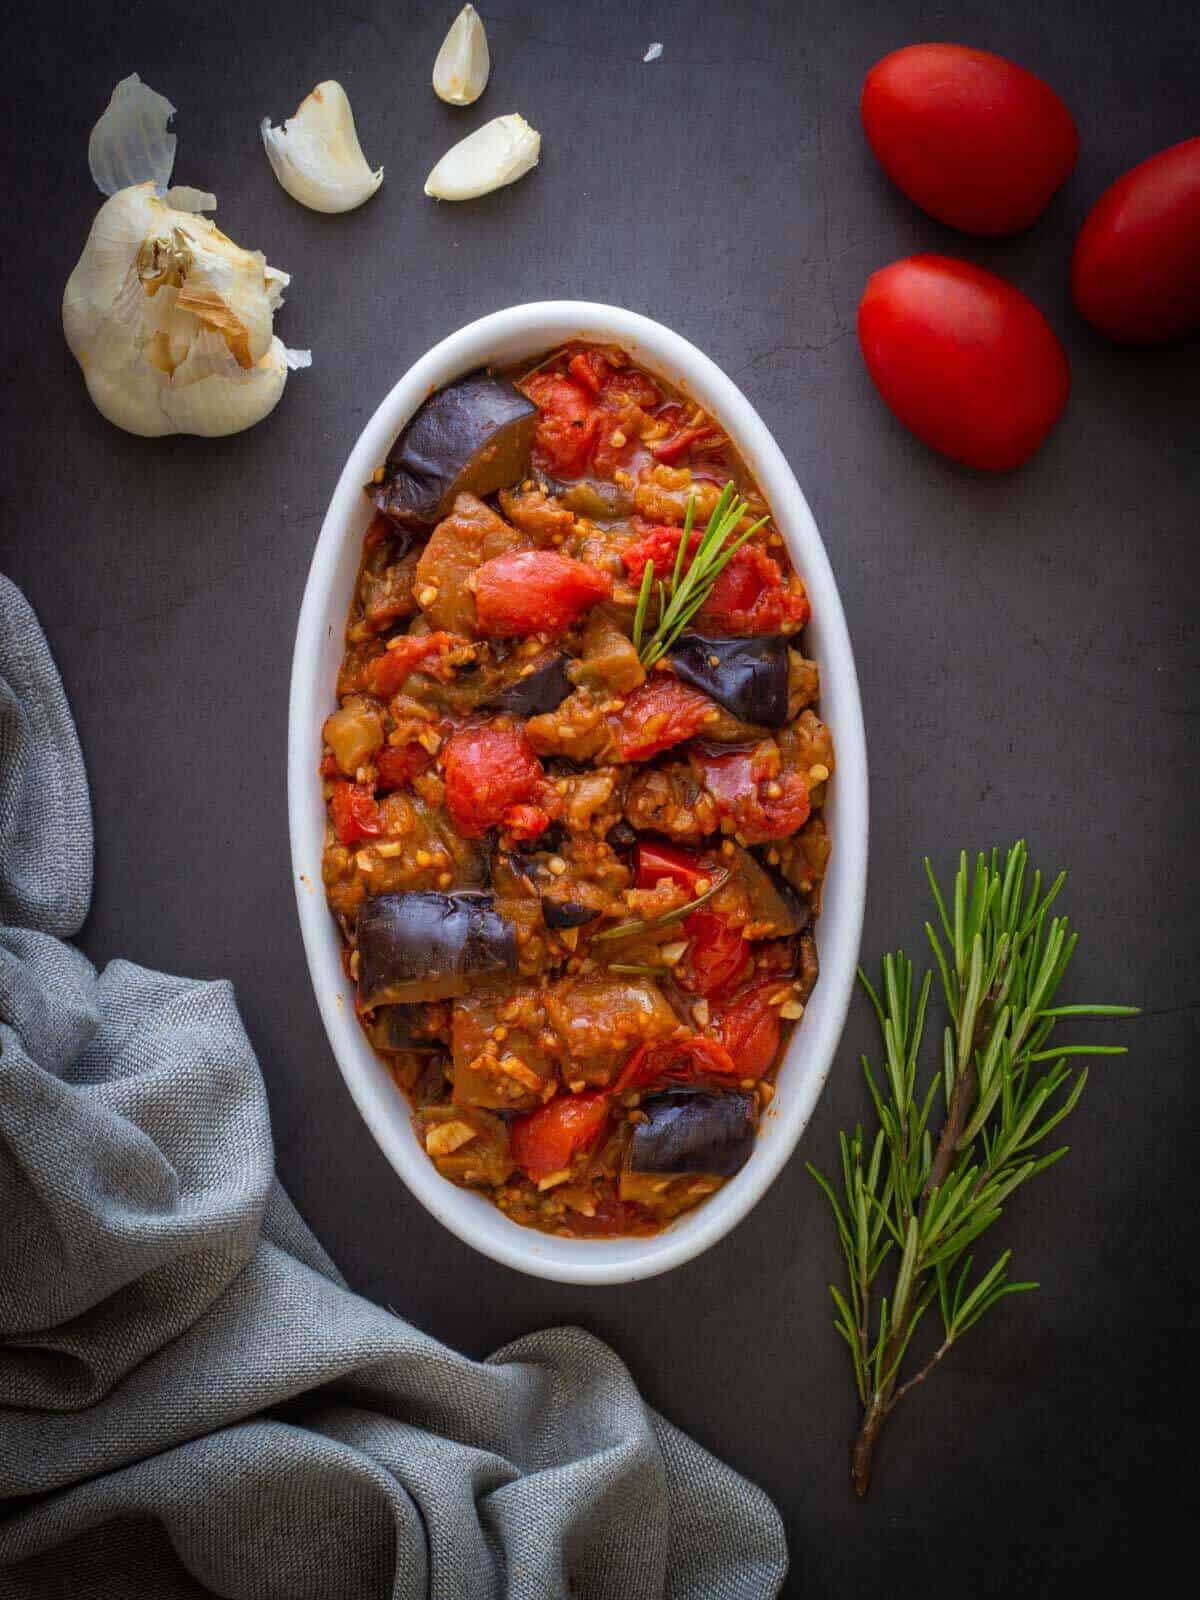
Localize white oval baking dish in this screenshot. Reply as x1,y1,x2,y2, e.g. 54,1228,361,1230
289,301,868,1283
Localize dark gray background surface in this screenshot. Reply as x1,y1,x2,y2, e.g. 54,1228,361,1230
3,0,1197,1591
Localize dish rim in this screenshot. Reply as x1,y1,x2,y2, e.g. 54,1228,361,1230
287,300,868,1283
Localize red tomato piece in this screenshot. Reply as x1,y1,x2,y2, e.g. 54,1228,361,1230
615,1035,738,1094
857,255,1070,472
331,781,382,845
567,350,615,394
375,743,432,792
511,1092,611,1181
523,372,602,477
366,632,456,698
603,369,662,408
1070,137,1200,344
613,677,716,762
621,525,700,585
634,840,710,895
441,723,545,836
713,977,792,1080
501,803,552,841
652,423,722,465
689,744,811,843
679,910,752,998
697,545,811,635
474,550,612,638
861,44,1077,236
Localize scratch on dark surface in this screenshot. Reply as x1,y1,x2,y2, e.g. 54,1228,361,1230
734,331,854,376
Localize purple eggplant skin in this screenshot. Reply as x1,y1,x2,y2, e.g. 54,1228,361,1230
627,1090,757,1177
540,896,601,930
371,371,537,532
484,652,573,717
669,633,790,727
357,892,517,1007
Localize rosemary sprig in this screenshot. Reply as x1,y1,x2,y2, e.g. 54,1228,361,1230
808,842,1138,1499
634,482,769,667
592,871,728,944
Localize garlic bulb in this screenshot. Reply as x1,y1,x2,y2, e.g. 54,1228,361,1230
63,184,309,437
433,5,490,106
88,73,177,196
425,114,541,201
261,81,382,214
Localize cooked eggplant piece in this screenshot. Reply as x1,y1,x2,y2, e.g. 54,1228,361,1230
669,633,790,727
371,371,537,532
606,819,638,854
365,1005,447,1054
627,1090,757,1176
544,474,633,519
357,892,517,1006
540,896,601,930
795,927,819,1003
482,652,573,717
731,846,810,938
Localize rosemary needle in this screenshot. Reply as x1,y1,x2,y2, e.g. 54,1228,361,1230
592,872,728,943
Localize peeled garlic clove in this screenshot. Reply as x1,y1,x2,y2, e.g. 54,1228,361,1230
88,73,177,196
63,184,308,438
261,81,382,214
163,185,217,213
424,113,540,201
433,5,490,106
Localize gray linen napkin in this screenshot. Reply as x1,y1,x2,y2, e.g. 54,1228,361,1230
0,575,787,1599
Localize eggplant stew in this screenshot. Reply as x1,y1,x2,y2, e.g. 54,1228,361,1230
321,342,833,1236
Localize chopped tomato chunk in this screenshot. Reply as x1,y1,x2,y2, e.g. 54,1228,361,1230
652,422,723,464
713,977,793,1079
613,677,715,761
441,723,546,836
365,631,457,697
634,840,710,895
511,1091,611,1180
375,743,432,792
615,1035,738,1094
697,546,811,635
523,372,602,477
689,743,811,842
567,349,615,394
474,549,612,637
331,781,382,845
679,910,752,998
501,803,552,841
603,369,662,409
621,524,700,585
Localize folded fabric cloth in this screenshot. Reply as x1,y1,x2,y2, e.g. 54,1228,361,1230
0,574,787,1599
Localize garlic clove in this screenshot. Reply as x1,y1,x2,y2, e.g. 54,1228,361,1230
163,185,217,213
88,73,177,196
424,113,540,201
63,184,308,438
433,4,490,106
261,81,382,214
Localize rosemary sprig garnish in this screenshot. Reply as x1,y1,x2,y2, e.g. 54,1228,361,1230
633,482,769,667
808,842,1138,1499
592,871,728,944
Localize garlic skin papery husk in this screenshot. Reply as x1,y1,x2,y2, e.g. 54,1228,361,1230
433,5,490,106
88,73,177,196
424,113,540,200
261,81,382,214
62,183,309,438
